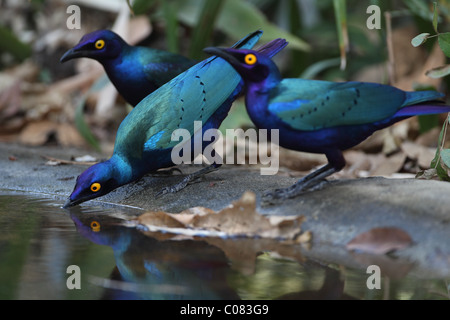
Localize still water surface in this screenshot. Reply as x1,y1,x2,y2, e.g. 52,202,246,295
0,191,448,300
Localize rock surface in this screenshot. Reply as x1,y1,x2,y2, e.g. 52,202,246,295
1,142,450,278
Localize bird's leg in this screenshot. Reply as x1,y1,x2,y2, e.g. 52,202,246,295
262,151,345,206
156,163,222,197
262,164,337,205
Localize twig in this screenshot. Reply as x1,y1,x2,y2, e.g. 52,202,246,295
41,155,98,166
385,11,396,85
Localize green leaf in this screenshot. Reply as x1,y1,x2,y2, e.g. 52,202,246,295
438,32,450,58
73,76,110,152
219,0,309,51
441,149,450,169
299,57,341,79
74,99,101,152
0,25,32,61
431,116,450,181
436,161,450,181
418,114,439,134
175,0,310,52
188,0,224,60
411,33,431,47
333,0,348,70
433,2,439,33
218,99,252,134
162,0,180,54
131,0,157,15
403,0,434,21
426,64,450,78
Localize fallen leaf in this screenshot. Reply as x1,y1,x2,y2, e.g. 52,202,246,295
41,155,97,166
346,227,412,255
138,211,187,229
73,155,98,162
278,148,327,172
203,237,305,275
415,127,440,148
416,168,438,180
136,191,308,241
56,123,88,148
45,160,62,166
370,152,406,177
18,121,58,146
401,141,436,168
0,80,22,120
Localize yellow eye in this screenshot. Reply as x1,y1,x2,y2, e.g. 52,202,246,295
90,221,101,232
95,39,105,50
90,183,101,192
244,54,257,65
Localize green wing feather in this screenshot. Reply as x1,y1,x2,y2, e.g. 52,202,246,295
269,79,410,131
114,31,263,159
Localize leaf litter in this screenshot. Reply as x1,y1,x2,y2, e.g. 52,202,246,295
135,191,309,242
346,227,413,255
127,191,311,272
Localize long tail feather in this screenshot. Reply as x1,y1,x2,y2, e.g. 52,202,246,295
256,38,288,58
404,91,445,106
394,103,450,117
232,30,263,50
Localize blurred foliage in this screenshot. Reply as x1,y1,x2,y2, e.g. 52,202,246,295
1,0,447,81
0,25,32,62
409,1,450,180
1,0,450,180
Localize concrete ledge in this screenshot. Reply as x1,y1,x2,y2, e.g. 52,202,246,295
1,142,449,277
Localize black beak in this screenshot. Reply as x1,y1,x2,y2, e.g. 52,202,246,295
60,47,88,63
203,47,242,68
62,197,79,209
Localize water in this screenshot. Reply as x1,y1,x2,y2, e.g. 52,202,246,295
0,191,448,300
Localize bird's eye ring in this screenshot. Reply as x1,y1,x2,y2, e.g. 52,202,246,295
95,39,105,50
90,221,101,232
90,182,101,192
244,54,257,65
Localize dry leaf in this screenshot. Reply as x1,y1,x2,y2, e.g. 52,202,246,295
138,211,188,229
346,227,412,255
42,155,97,166
136,191,308,241
370,152,406,177
19,121,58,146
278,148,327,172
0,80,22,120
401,141,436,169
56,123,88,148
416,168,439,180
204,237,305,275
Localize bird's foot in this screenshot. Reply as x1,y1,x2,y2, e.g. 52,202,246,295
261,179,329,206
155,164,220,198
155,174,195,198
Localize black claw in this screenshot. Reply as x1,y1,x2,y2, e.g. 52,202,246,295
155,188,168,198
261,179,330,206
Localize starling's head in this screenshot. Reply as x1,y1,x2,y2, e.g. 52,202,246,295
203,47,280,84
60,30,126,63
63,161,119,208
